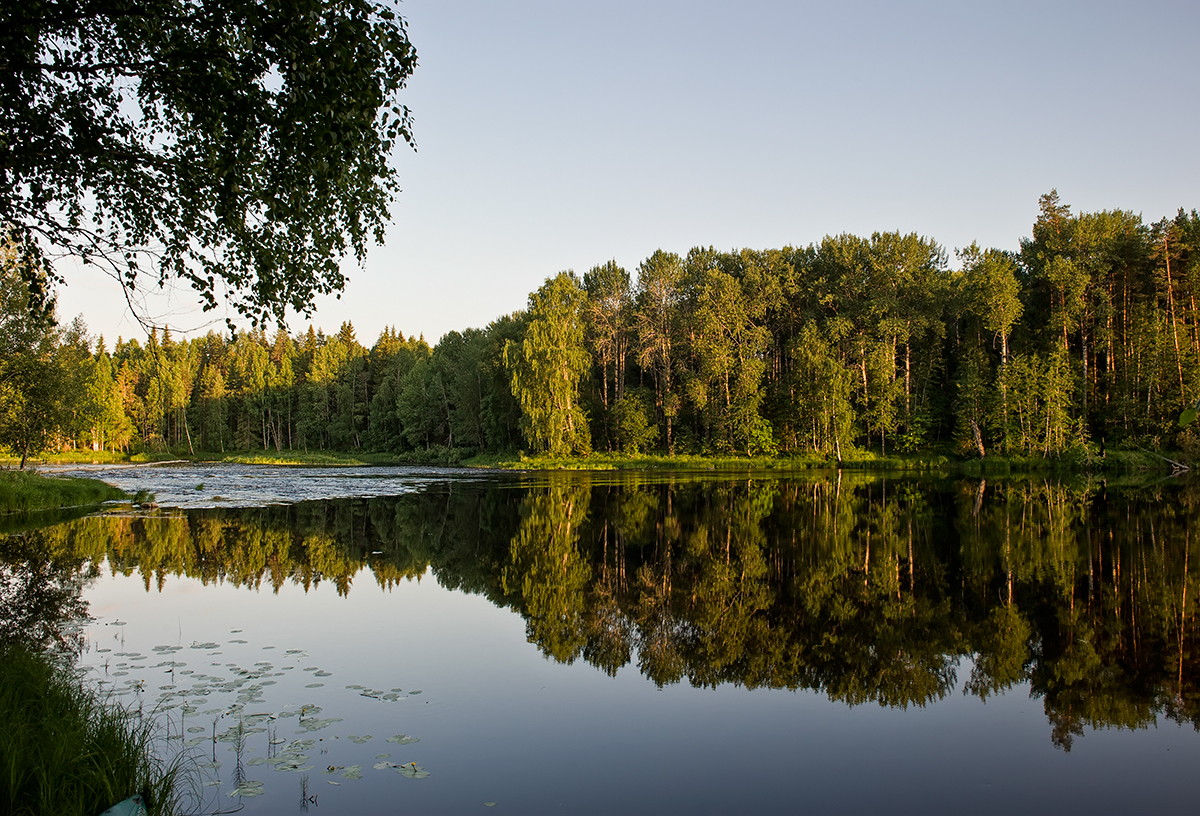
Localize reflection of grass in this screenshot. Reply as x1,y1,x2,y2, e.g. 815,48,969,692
0,644,180,816
0,470,127,513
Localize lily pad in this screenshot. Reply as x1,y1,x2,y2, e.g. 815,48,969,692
397,762,430,779
348,734,373,744
228,782,264,798
341,765,363,780
386,734,420,745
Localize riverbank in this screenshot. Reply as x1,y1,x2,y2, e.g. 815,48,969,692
0,644,179,816
460,447,1185,474
7,444,1188,479
0,470,129,514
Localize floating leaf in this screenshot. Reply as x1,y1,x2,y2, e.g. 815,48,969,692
247,757,267,766
397,762,430,779
341,765,362,780
348,735,373,744
228,781,265,798
485,802,497,807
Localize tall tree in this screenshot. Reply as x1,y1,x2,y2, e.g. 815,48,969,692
583,260,631,447
0,237,65,467
633,251,685,453
959,243,1024,451
505,272,592,456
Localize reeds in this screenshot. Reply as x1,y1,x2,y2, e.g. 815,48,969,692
0,644,179,816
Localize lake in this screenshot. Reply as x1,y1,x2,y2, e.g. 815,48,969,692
5,465,1200,814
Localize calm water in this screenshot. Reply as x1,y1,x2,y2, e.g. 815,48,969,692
6,465,1200,814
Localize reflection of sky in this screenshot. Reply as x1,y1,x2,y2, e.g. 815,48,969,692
81,563,1200,815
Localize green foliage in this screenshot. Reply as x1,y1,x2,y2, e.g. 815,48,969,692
613,389,658,454
3,0,417,325
15,190,1200,468
505,273,592,456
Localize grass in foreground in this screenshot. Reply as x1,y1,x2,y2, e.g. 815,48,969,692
0,644,179,816
0,471,128,513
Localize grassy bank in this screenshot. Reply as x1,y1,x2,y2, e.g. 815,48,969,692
0,644,179,816
8,444,1188,475
0,471,128,514
460,447,1183,474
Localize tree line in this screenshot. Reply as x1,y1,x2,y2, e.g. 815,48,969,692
5,191,1200,462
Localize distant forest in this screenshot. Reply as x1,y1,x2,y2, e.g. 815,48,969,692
10,192,1200,461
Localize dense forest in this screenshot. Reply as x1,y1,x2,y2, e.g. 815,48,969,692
5,191,1200,463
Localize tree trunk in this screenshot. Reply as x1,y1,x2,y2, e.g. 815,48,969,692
971,419,986,458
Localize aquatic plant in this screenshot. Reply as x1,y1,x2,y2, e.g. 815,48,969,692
0,644,181,816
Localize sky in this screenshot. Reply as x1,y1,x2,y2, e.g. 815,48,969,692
55,0,1200,346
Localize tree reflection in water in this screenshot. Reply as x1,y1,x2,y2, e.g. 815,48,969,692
4,471,1199,749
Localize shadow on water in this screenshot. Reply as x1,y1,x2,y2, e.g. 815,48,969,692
4,470,1200,750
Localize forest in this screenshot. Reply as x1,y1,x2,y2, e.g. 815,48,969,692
4,191,1200,464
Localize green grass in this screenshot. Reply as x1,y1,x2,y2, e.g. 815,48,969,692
0,471,128,514
460,449,958,472
462,443,1188,474
0,644,180,816
217,450,409,466
8,442,1186,475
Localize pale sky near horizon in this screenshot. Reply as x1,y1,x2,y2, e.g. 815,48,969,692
54,0,1200,346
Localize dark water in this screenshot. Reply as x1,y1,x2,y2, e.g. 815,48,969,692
5,467,1200,814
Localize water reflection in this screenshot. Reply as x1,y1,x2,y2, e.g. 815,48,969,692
4,471,1200,749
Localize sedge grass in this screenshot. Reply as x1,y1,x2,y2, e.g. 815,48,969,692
0,644,180,816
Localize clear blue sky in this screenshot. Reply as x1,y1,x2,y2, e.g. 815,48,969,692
59,0,1200,346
